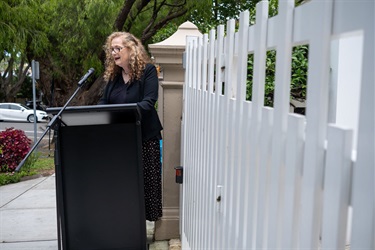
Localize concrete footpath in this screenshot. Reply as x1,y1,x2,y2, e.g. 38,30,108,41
0,175,177,250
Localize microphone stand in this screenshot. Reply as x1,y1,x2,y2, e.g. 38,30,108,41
15,68,94,172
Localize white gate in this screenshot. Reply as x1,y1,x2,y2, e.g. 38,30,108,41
181,0,374,249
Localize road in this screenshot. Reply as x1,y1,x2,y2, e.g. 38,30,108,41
0,121,52,142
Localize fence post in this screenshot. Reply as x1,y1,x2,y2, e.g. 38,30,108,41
148,22,202,241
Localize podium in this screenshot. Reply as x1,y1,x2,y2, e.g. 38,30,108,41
47,104,147,250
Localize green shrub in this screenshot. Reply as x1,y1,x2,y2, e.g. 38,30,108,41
0,152,50,186
0,171,36,186
246,45,308,107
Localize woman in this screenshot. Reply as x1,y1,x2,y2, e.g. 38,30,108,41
99,32,163,221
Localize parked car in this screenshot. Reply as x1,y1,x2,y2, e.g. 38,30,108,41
25,100,47,111
0,103,48,123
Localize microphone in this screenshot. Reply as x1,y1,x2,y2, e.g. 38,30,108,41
78,68,95,86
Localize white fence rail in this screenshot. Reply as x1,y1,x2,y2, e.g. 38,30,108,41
181,0,374,249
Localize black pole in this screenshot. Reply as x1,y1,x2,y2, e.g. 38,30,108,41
15,68,95,172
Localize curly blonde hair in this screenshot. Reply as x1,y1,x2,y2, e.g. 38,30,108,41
103,32,151,82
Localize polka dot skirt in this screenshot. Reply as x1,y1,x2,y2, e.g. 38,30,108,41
142,139,162,221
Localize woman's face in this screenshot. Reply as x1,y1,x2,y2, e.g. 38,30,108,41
111,36,130,69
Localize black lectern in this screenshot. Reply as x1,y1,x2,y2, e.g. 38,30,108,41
47,104,147,250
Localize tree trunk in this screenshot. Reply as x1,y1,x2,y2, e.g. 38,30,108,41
75,75,106,106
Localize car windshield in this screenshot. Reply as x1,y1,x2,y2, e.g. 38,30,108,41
19,104,31,110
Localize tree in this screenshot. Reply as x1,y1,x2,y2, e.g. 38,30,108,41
188,0,261,33
0,52,29,102
34,0,120,106
1,0,192,106
0,0,49,102
114,0,189,43
77,0,191,105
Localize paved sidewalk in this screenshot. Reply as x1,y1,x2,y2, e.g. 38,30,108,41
0,175,170,250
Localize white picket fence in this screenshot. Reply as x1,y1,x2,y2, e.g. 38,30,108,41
181,0,374,249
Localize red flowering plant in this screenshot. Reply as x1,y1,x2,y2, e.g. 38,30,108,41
0,128,32,172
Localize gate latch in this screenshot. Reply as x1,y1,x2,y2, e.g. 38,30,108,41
174,166,183,184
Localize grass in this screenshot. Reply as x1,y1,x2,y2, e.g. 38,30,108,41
30,154,55,173
0,150,55,186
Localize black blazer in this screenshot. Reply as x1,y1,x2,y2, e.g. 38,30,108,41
98,64,163,141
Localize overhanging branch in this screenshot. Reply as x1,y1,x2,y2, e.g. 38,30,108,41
141,8,188,43
114,0,136,31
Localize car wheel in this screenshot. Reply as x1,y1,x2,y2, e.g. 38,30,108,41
27,115,38,123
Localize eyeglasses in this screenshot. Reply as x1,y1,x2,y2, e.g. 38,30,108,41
110,47,124,54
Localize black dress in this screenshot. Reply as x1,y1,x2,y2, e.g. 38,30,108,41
99,64,163,221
